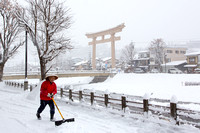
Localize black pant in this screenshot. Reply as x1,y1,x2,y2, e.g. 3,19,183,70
37,100,55,116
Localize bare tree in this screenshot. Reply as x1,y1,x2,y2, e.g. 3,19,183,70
149,38,166,71
0,0,24,81
16,0,73,80
120,42,135,69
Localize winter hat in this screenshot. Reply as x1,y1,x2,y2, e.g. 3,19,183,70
45,74,58,80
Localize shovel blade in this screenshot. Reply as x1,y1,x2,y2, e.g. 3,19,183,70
55,118,75,126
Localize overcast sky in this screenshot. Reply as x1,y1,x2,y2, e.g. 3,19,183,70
67,0,200,48
6,0,200,66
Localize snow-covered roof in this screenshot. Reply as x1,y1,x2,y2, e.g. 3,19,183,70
138,50,149,53
74,60,88,66
185,51,200,56
161,60,186,66
102,57,111,62
134,58,149,61
184,64,197,68
133,54,139,59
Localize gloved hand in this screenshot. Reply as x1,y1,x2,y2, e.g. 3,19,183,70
47,93,54,98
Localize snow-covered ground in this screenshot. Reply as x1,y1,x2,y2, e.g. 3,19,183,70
2,73,200,133
11,73,200,110
13,73,200,103
0,82,200,133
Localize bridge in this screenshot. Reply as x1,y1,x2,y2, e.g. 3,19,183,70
2,70,115,80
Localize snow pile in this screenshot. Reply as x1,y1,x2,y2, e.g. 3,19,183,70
55,77,94,88
26,80,44,102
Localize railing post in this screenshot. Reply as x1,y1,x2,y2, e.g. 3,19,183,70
121,96,126,111
143,99,149,112
30,85,32,91
104,94,109,107
24,80,28,91
69,89,72,101
79,90,83,101
170,95,178,124
143,93,150,113
60,88,63,98
21,83,23,88
91,92,94,105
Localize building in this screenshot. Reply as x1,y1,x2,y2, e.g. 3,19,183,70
133,51,150,71
164,47,187,63
184,52,200,73
74,60,89,70
161,60,187,73
149,46,187,72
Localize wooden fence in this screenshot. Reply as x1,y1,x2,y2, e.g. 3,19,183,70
4,81,200,128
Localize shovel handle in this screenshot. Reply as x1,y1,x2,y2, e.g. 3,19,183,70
52,98,64,120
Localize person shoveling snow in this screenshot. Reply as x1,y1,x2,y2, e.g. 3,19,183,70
36,74,58,121
35,74,75,126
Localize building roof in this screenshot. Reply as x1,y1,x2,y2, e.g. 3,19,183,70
185,51,200,56
74,60,88,66
184,64,197,68
161,60,186,66
102,57,112,62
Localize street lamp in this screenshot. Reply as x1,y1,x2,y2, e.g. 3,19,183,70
24,28,28,91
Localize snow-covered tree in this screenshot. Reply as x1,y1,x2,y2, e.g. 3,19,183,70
16,0,73,80
0,0,24,81
120,42,135,69
149,38,166,71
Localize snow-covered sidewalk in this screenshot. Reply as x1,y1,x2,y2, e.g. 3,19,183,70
0,82,199,133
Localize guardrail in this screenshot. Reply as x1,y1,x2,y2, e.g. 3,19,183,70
4,81,200,128
2,72,113,80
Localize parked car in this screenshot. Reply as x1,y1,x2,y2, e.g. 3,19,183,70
124,67,134,73
194,68,200,74
150,69,159,73
168,68,183,74
134,67,146,73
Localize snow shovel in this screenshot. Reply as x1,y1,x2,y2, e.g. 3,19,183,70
52,98,75,126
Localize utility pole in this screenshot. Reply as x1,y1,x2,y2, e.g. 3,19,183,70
164,53,167,73
24,28,28,91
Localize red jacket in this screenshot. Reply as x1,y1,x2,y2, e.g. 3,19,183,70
40,80,57,100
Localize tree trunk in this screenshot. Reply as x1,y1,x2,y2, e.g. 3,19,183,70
0,63,5,82
40,58,46,80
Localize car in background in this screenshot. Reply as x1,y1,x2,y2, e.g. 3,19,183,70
134,67,146,73
150,69,159,73
194,68,200,74
168,68,183,74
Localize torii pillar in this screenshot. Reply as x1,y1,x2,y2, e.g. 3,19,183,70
86,23,125,70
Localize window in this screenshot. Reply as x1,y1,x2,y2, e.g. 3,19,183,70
175,50,179,54
166,50,173,53
180,51,186,54
189,57,195,63
166,58,171,62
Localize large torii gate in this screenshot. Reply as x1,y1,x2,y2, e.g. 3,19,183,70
86,23,125,70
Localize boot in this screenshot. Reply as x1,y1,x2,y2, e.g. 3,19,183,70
50,114,55,121
36,113,41,120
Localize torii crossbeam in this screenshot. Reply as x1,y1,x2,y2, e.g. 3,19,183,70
86,23,125,70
